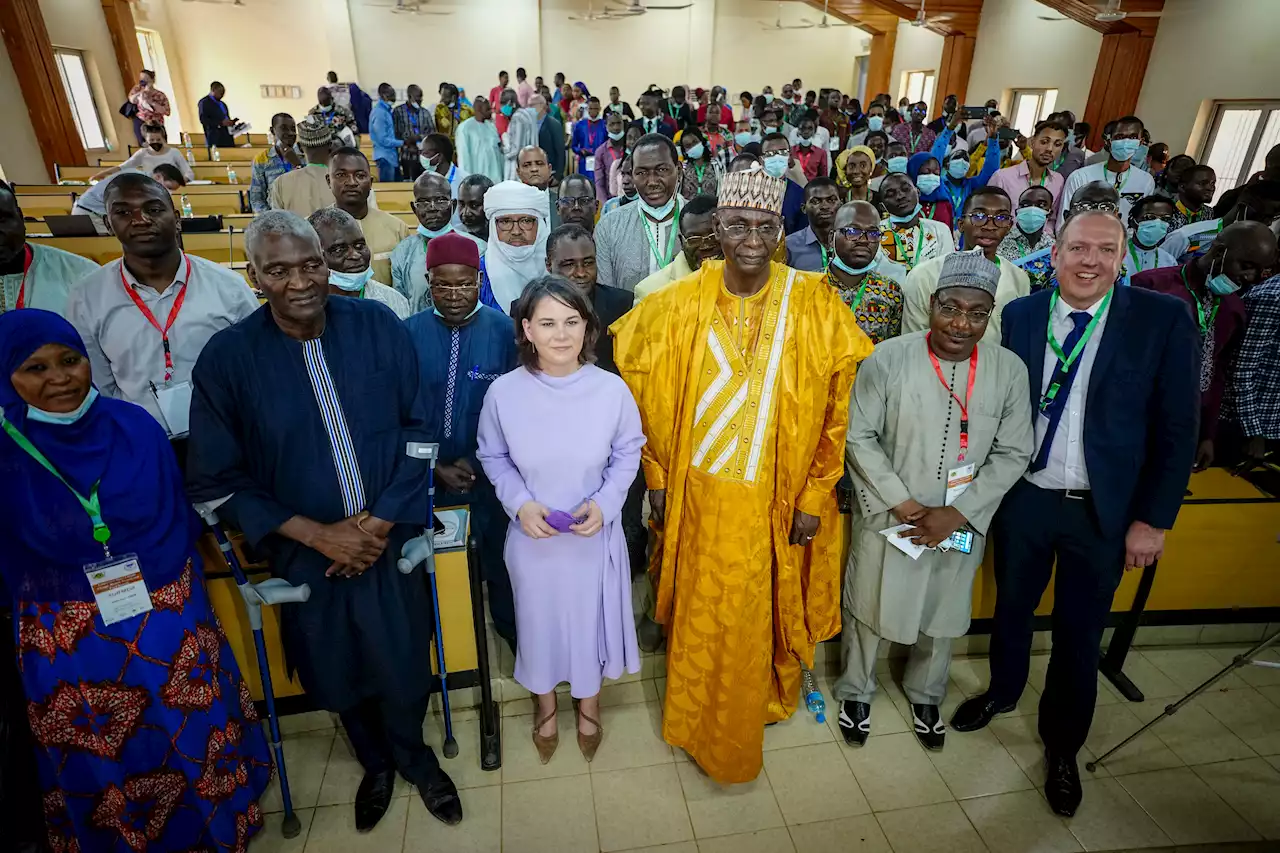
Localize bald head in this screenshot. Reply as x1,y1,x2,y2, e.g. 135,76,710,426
834,200,881,229
517,145,552,188
1205,220,1278,289
529,94,548,118
412,170,454,230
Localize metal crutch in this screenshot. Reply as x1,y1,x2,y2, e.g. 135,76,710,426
1086,627,1280,772
196,504,311,839
397,442,459,759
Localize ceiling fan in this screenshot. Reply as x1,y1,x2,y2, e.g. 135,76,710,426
1092,0,1162,21
569,0,626,20
813,0,852,28
758,1,815,30
607,0,694,14
364,0,454,14
910,0,952,27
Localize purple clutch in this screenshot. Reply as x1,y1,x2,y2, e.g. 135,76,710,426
545,509,582,532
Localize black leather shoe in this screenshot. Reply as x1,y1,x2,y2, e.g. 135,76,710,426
1044,751,1083,817
419,772,464,826
912,703,946,750
637,614,665,654
838,700,871,746
949,693,1016,732
354,769,395,832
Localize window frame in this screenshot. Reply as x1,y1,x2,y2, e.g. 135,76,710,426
900,70,936,112
1009,88,1060,137
1197,100,1280,203
51,47,108,151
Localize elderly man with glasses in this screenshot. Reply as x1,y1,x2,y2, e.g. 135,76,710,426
391,171,487,313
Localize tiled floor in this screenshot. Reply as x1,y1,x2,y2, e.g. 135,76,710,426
249,641,1280,853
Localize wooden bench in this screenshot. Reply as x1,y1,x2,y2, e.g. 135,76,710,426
27,230,245,266
122,143,376,164
17,187,247,217
14,194,77,218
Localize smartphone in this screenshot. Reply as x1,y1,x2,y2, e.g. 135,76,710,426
961,105,990,120
997,127,1020,142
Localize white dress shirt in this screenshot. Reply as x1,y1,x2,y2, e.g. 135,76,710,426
1025,292,1112,490
67,254,260,426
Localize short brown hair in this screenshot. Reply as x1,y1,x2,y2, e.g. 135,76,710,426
512,274,599,371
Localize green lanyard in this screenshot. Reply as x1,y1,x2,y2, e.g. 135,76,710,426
639,202,680,269
1127,243,1149,274
1180,267,1219,336
1,416,112,551
849,276,871,311
892,225,923,269
1041,289,1111,411
820,244,829,270
1107,167,1130,192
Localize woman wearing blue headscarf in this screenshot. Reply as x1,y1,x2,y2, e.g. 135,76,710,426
0,309,270,853
906,151,955,230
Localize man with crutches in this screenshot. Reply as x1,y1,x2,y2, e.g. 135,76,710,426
186,211,463,832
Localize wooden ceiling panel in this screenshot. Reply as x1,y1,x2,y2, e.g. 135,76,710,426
810,0,984,37
1032,0,1164,37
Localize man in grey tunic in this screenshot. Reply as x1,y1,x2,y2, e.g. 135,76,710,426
835,250,1034,751
595,133,683,292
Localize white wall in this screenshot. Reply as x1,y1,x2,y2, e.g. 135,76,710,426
0,36,47,183
40,0,135,155
966,0,1099,115
1137,0,1280,153
888,20,942,104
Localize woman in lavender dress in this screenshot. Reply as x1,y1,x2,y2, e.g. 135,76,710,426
477,275,644,763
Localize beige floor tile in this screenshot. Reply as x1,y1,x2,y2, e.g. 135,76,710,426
818,672,909,738
1198,623,1269,644
696,828,795,853
839,731,953,812
643,654,667,679
587,701,674,773
280,710,337,737
616,844,698,853
1265,754,1280,772
1114,766,1261,844
785,814,893,853
762,706,836,751
960,790,1080,853
403,786,500,853
1192,758,1280,839
500,710,591,783
1133,625,1203,647
1197,687,1280,756
1204,645,1280,688
501,775,599,853
315,736,412,807
1141,649,1250,692
302,798,409,853
1106,651,1184,700
261,732,334,813
599,678,660,707
1259,684,1280,707
250,808,314,853
1083,705,1183,777
592,764,695,851
989,714,1107,783
1128,698,1255,766
677,760,785,838
948,657,1040,716
928,727,1034,800
656,677,667,701
874,801,987,853
423,717,502,789
763,743,871,825
1061,778,1171,851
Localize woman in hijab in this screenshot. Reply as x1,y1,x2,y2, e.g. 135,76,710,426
479,180,551,314
0,310,271,852
907,151,955,230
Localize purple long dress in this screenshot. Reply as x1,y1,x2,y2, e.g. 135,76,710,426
477,364,645,697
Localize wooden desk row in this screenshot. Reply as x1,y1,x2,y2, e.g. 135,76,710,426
56,162,393,185
122,143,375,164
15,186,418,219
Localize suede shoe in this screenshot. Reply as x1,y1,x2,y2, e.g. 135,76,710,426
949,692,1016,732
354,769,395,832
419,771,464,826
1044,751,1083,817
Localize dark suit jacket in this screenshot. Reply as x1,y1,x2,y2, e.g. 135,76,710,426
630,117,677,140
198,95,235,149
1000,285,1200,539
537,119,567,183
592,283,634,375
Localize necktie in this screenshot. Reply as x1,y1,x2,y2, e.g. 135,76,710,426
1029,310,1093,472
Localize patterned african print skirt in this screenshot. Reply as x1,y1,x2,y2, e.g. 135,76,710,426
14,560,272,853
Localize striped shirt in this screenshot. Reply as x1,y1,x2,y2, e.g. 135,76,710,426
301,339,366,516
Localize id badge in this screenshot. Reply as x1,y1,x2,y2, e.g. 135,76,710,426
84,554,153,626
945,463,975,506
585,155,596,172
154,380,193,438
828,135,841,152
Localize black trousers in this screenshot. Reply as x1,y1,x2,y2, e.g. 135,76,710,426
622,469,647,577
471,494,516,650
987,479,1126,758
339,693,441,787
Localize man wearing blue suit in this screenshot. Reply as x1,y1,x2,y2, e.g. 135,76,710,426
950,209,1200,816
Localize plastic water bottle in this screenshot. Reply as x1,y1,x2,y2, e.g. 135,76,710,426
184,134,194,164
801,667,826,724
226,165,238,185
185,147,195,165
180,194,193,218
212,146,221,162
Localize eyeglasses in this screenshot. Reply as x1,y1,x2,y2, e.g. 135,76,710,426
495,216,539,232
835,226,883,242
430,283,479,292
965,212,1013,226
934,304,992,322
557,196,595,209
412,198,453,211
717,222,783,242
682,234,719,250
1071,201,1120,215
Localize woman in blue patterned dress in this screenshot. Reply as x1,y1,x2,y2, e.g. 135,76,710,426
0,309,271,853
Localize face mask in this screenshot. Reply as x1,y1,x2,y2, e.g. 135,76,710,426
1015,206,1048,233
608,129,625,141
889,203,923,225
1110,138,1140,162
639,195,677,220
329,267,375,292
419,154,439,173
320,104,334,113
1135,219,1169,246
623,188,638,200
418,223,452,239
1133,144,1151,170
798,137,813,147
27,387,99,426
832,253,878,276
763,93,774,103
734,132,753,147
947,159,970,180
763,154,789,178
886,156,908,174
149,142,164,152
433,301,483,321
501,104,515,117
917,173,941,195
1206,253,1240,296
686,142,705,160
867,116,884,132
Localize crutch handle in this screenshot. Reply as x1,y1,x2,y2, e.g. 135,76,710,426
251,578,312,607
398,530,435,574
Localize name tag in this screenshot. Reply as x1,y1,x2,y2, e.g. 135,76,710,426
828,135,841,152
153,380,193,439
585,155,596,172
84,554,152,626
945,463,975,506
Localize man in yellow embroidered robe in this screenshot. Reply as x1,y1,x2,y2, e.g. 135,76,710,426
612,168,873,783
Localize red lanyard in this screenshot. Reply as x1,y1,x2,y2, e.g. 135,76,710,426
13,245,33,309
119,254,191,383
926,334,978,461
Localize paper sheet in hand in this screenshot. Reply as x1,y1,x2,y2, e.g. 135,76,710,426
879,523,929,561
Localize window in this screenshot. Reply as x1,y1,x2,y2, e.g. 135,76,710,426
53,49,106,150
1200,101,1280,204
1010,89,1059,137
901,71,935,111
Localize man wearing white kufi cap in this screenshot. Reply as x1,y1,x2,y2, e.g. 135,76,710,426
478,180,550,315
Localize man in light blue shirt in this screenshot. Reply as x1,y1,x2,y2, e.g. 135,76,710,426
390,171,485,313
369,83,404,183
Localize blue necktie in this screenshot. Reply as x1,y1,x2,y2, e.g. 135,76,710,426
1029,310,1092,472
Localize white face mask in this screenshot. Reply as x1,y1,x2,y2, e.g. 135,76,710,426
329,267,375,292
27,387,99,425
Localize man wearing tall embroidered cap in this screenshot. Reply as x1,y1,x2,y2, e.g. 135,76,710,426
477,180,549,314
835,250,1033,753
595,133,685,292
611,166,873,784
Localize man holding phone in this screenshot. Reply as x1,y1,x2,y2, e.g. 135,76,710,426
989,118,1070,234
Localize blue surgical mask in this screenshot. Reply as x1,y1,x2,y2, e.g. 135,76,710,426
947,159,969,179
500,104,515,117
1016,206,1048,233
686,142,705,160
763,93,774,104
832,253,878,275
1110,138,1141,162
886,156,908,174
419,153,438,174
889,203,923,225
27,387,99,425
608,129,625,141
763,154,789,178
329,267,375,292
734,132,752,147
1135,218,1169,247
867,116,883,132
1134,144,1151,169
1206,253,1240,296
916,173,941,194
638,195,677,220
433,302,483,321
418,223,452,239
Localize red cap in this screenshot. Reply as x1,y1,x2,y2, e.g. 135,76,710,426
425,232,481,270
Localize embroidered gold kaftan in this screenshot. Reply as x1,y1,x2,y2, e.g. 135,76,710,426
611,260,872,783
